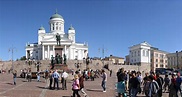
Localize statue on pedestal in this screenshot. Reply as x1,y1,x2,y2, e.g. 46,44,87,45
60,56,63,64
63,54,67,64
86,57,89,65
55,53,59,64
56,33,61,46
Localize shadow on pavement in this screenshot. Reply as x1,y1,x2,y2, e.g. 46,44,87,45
6,83,13,85
86,89,103,92
36,86,47,89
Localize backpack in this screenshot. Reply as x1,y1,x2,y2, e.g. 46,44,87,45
164,77,170,84
152,81,159,94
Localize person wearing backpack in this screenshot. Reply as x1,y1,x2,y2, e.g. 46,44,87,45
156,73,164,97
175,73,182,97
169,74,177,97
163,74,170,93
148,75,159,97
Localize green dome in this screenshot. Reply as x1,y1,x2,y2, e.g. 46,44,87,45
39,26,45,30
50,13,63,19
69,26,75,30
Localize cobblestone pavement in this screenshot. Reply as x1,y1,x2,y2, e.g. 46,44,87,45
0,72,169,97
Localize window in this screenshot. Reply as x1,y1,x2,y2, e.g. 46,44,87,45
134,51,136,57
146,50,149,56
151,59,152,62
156,64,158,67
156,59,158,62
138,51,140,56
143,50,145,56
155,53,158,57
160,64,164,67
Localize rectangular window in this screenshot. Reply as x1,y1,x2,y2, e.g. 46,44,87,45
138,51,140,56
156,59,158,62
146,50,149,56
155,53,158,57
156,64,158,67
143,50,145,56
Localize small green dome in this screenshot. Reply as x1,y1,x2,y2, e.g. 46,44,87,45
39,26,45,30
69,26,75,30
50,13,63,19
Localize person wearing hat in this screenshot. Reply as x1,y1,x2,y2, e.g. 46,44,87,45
72,74,80,97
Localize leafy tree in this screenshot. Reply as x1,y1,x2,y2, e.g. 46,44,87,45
20,56,26,60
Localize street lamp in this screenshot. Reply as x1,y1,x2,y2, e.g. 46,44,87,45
176,51,179,69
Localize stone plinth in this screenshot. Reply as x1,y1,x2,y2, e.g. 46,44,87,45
53,64,68,71
55,46,63,57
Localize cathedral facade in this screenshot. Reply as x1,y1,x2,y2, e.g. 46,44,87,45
25,12,88,60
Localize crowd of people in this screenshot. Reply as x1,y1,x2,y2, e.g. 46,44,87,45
116,68,182,97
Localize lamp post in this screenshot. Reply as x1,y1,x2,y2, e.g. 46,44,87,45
9,46,16,71
176,51,179,69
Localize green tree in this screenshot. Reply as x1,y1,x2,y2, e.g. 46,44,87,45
20,56,26,60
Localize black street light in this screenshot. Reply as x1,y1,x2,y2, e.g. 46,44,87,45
176,51,179,69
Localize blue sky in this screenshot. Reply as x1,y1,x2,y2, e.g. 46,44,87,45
0,0,182,61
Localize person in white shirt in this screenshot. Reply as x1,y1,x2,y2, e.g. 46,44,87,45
61,70,69,90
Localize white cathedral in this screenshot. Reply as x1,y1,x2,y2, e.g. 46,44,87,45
25,12,88,60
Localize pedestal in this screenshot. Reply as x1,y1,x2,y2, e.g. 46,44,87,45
55,46,63,57
54,64,68,71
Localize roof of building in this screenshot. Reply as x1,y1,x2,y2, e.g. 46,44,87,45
69,26,75,30
50,13,63,19
109,55,124,59
39,26,45,30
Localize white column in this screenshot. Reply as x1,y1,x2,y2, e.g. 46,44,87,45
42,45,44,60
25,50,27,59
64,45,67,55
53,45,55,57
48,45,50,60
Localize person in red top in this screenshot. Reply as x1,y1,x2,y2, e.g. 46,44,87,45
169,74,177,97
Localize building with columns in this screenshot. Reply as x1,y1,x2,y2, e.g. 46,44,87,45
129,41,169,72
167,51,182,69
25,12,88,60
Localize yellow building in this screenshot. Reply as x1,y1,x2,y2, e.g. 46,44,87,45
104,55,124,65
167,51,182,69
150,47,168,71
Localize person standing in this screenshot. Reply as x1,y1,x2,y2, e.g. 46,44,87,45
129,71,140,97
175,73,182,97
110,69,112,77
13,70,17,85
101,69,107,92
62,70,69,90
116,68,126,97
72,74,81,97
169,74,177,97
53,70,60,90
49,70,54,89
156,73,164,97
36,70,40,82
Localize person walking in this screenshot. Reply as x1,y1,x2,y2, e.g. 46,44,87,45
101,69,107,92
13,70,17,85
148,75,159,97
53,70,60,90
72,74,81,97
78,73,88,97
163,74,170,93
62,70,69,90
